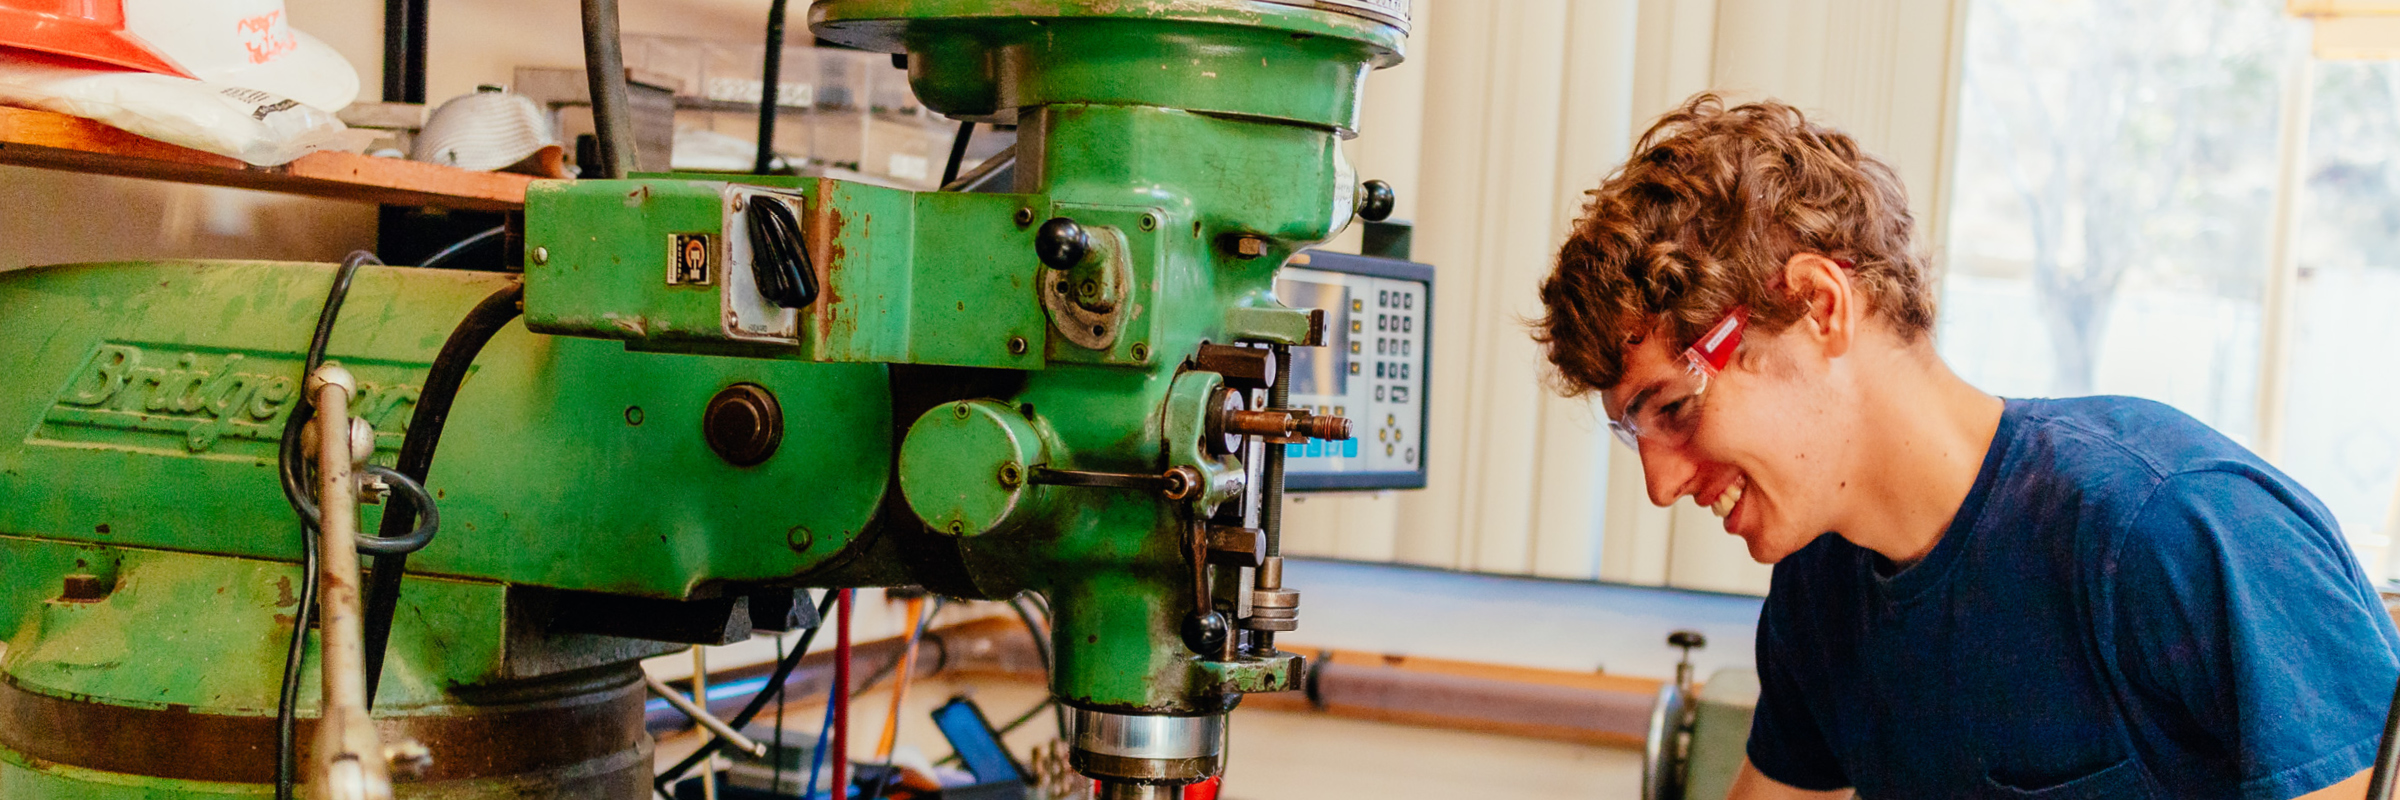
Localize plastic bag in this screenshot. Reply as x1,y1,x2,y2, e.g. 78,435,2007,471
0,49,348,166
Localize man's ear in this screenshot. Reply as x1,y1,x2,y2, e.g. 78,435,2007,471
1783,253,1856,359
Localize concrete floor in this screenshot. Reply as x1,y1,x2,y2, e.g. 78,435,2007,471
660,674,1644,800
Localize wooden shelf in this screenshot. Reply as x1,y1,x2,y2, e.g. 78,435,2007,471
0,106,533,211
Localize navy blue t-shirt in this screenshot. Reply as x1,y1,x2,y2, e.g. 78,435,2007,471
1748,397,2400,800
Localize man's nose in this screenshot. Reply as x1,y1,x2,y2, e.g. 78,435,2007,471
1638,437,1701,508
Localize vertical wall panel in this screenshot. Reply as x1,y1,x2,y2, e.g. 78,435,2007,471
1529,0,1644,580
1458,0,1572,575
1395,0,1499,569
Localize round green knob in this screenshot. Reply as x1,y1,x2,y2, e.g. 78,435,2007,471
899,399,1048,537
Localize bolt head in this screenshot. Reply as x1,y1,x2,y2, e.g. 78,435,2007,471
531,246,549,265
1007,336,1029,355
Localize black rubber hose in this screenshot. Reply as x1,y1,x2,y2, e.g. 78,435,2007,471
654,590,842,795
940,121,975,188
354,466,439,556
417,225,505,271
274,250,378,800
2369,671,2400,799
360,282,523,706
580,0,635,178
755,0,789,175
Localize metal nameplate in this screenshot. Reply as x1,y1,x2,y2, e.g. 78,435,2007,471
32,342,431,461
668,233,715,286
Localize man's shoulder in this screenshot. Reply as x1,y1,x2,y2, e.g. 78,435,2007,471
2007,396,2255,483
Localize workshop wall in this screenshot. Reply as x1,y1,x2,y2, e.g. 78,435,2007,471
1285,0,1966,598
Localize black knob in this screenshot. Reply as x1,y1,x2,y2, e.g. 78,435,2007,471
1181,609,1229,656
703,383,784,467
1035,217,1090,269
1357,179,1396,222
1668,630,1706,651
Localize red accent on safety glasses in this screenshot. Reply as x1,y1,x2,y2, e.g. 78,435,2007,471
1685,307,1748,375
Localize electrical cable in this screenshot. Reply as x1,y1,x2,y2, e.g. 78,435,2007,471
806,679,837,799
653,589,840,796
934,697,1057,769
359,281,521,704
273,250,380,800
1007,594,1065,736
754,0,789,175
940,121,975,188
772,633,788,796
415,225,506,271
862,598,945,800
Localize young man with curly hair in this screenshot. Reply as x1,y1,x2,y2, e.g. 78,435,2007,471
1536,93,2400,799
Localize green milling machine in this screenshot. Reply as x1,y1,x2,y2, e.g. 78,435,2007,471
0,0,1412,798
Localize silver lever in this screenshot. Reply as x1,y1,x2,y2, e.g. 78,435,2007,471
306,364,394,800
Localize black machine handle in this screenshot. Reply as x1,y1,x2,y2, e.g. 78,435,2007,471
746,197,817,308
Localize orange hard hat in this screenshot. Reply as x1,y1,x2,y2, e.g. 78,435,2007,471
0,0,191,77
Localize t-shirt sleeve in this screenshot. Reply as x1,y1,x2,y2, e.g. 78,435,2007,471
2110,468,2400,800
1746,609,1850,791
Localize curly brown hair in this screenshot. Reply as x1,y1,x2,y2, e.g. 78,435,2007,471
1535,93,1936,395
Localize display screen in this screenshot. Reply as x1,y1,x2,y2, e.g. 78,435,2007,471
1275,278,1350,396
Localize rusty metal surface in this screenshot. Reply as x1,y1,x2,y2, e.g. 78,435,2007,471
0,670,645,785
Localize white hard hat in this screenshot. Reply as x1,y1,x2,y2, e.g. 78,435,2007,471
413,85,560,173
121,0,358,112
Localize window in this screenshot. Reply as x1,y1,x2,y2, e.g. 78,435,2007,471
1946,0,2400,577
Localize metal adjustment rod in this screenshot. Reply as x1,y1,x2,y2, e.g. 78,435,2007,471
304,364,394,800
640,673,770,757
1031,465,1208,501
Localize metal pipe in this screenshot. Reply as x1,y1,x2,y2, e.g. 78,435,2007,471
1253,345,1292,652
579,0,637,178
643,672,770,758
754,0,789,174
307,365,393,800
381,0,426,103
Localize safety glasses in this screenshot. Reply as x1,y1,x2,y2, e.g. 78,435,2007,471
1605,307,1748,449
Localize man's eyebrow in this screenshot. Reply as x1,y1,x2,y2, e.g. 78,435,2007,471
1624,384,1660,418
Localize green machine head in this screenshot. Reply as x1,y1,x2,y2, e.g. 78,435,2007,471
0,1,1407,798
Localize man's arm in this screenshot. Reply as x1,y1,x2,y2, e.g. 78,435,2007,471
1725,758,1851,800
2296,768,2369,800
